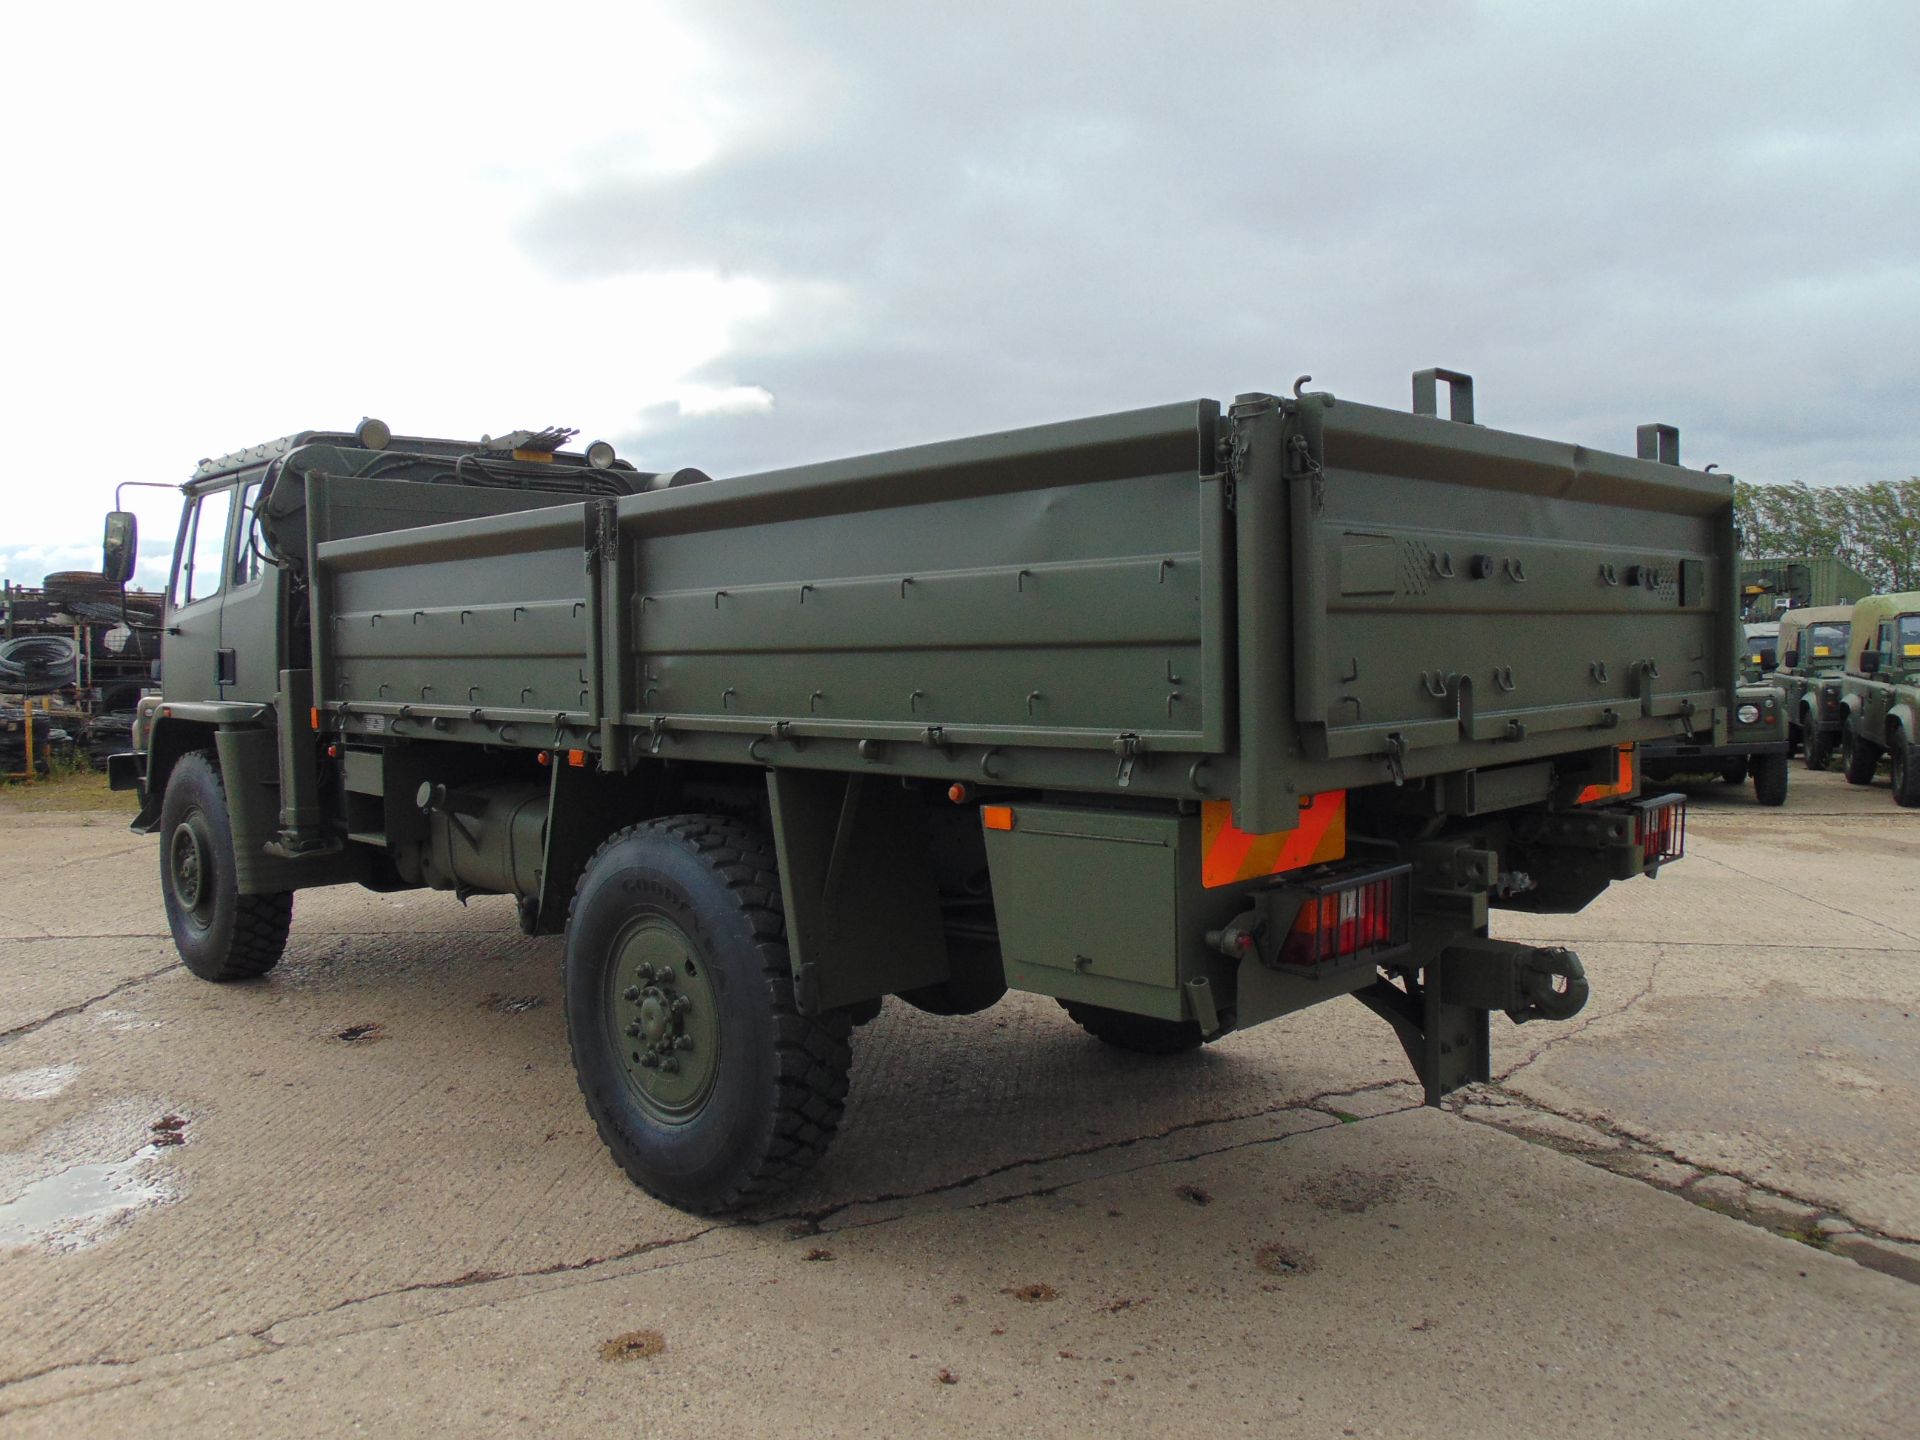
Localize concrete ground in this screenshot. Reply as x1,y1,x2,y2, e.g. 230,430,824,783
1,765,1915,1436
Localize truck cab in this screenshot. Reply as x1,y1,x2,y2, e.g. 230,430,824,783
1839,592,1920,806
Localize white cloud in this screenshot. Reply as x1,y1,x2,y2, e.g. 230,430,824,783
5,1,1917,587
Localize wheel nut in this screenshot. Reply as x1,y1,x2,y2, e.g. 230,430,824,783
625,1022,640,1038
657,965,675,982
624,986,640,1002
636,965,654,982
639,1052,659,1069
659,1057,679,1074
674,1035,694,1052
671,995,692,1015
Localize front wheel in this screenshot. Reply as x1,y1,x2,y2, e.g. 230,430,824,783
564,816,852,1213
1752,754,1789,807
1892,731,1920,809
1804,726,1832,771
1843,728,1880,786
159,750,293,981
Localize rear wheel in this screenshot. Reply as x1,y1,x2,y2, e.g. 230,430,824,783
1892,730,1920,809
1059,999,1205,1054
158,750,293,981
564,816,851,1213
1752,754,1789,807
1843,728,1880,786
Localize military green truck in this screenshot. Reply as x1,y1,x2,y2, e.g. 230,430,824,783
103,378,1724,1213
1839,591,1920,807
1773,605,1853,770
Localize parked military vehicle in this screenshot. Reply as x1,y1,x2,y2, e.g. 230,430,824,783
106,378,1724,1212
1743,620,1780,676
1839,591,1920,807
1773,605,1852,770
1639,685,1788,805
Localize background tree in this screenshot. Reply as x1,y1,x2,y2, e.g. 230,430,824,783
1734,478,1919,592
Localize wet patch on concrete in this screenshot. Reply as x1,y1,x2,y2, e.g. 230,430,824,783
0,1099,185,1253
477,993,547,1015
0,1064,78,1102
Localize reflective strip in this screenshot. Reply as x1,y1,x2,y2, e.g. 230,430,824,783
1577,744,1636,805
1200,791,1346,889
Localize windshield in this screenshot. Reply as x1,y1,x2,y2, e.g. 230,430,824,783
1804,622,1849,667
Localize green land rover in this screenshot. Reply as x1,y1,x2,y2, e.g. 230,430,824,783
1839,591,1920,807
1774,605,1852,770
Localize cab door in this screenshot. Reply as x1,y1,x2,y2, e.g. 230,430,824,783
1868,619,1898,733
162,482,237,703
213,473,280,703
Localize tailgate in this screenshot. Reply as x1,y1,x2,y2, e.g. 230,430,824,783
1285,392,1733,769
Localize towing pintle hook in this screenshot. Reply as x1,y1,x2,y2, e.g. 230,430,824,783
1439,938,1590,1025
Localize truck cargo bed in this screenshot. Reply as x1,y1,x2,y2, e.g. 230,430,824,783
310,390,1732,829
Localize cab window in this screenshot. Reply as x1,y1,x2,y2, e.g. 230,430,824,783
1806,622,1848,661
232,480,265,586
172,486,234,607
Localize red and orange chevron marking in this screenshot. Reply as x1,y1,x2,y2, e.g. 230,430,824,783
1199,790,1347,889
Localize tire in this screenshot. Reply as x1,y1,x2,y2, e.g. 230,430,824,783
1803,725,1832,772
1893,730,1920,809
1059,998,1205,1054
1719,759,1749,786
563,815,852,1213
158,750,293,981
1843,728,1880,786
1752,754,1789,807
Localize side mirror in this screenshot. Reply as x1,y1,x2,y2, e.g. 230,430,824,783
1860,651,1881,674
102,511,138,586
1782,649,1800,668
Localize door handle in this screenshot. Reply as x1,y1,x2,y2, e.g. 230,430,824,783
216,648,237,686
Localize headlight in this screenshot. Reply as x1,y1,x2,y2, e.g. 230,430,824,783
1736,703,1760,724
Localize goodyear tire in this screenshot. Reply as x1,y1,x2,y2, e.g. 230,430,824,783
158,750,293,981
1059,999,1205,1054
564,816,851,1214
1892,730,1920,809
1843,728,1880,786
1752,754,1789,807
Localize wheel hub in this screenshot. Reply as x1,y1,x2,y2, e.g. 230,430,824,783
170,822,208,913
607,917,720,1122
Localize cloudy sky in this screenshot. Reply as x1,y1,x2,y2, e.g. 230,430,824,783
3,0,1916,589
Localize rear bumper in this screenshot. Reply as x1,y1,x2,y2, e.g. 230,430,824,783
1642,739,1787,764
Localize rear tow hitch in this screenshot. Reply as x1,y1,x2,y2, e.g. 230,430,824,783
1354,939,1589,1106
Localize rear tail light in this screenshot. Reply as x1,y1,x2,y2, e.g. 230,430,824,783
1277,864,1411,969
1633,794,1687,869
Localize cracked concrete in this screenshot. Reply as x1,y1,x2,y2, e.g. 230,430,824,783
1,765,1916,1436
